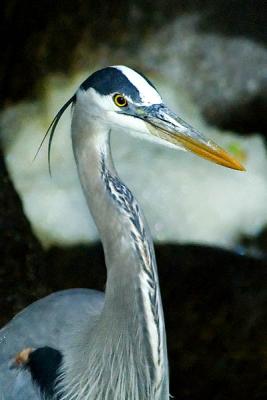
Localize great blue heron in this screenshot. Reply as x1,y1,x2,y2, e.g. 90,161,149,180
0,66,244,400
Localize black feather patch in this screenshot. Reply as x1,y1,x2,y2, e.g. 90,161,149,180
26,346,63,399
80,67,142,102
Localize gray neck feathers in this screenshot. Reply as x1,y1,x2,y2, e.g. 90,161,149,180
58,114,169,400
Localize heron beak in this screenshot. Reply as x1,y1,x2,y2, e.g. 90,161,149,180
137,104,245,171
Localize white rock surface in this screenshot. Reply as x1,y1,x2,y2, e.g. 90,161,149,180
140,15,267,117
1,69,267,249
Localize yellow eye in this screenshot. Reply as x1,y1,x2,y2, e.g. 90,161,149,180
113,94,128,107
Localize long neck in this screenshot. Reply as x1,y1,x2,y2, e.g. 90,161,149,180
61,111,169,399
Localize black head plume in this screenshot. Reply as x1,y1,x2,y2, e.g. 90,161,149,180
34,95,76,176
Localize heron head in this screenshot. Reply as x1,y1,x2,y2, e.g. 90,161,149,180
77,65,245,171
41,65,245,172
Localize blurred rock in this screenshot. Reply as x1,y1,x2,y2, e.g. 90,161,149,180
141,13,267,135
158,244,267,400
3,77,267,248
0,150,47,326
241,227,267,258
2,2,267,249
1,1,266,114
199,1,266,45
0,0,202,105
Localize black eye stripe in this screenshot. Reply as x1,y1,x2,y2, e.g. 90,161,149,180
80,67,142,103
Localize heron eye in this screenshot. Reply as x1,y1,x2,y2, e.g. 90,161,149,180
113,94,128,107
